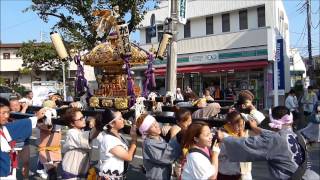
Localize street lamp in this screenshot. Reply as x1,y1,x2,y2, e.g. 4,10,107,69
50,31,68,101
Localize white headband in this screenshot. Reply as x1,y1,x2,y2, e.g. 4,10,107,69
103,111,122,130
139,115,156,139
109,111,122,124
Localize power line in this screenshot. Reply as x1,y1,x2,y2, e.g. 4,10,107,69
297,1,307,14
290,31,318,36
293,18,307,50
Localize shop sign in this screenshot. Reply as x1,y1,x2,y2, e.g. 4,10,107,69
206,53,218,61
190,55,203,63
153,57,189,65
178,0,187,24
273,38,285,95
189,53,218,64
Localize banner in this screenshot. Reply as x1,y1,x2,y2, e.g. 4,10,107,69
273,38,285,95
178,0,187,24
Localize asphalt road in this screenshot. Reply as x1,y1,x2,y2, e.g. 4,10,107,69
16,130,320,180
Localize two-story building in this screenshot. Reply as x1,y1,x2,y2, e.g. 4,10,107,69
0,43,96,91
289,48,306,88
134,0,291,108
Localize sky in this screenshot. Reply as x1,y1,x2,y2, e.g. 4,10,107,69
0,0,319,57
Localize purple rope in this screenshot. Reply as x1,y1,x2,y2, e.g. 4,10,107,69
142,54,156,97
74,55,92,98
124,55,135,107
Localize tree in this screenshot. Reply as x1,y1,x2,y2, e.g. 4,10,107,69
0,76,5,85
17,41,63,78
25,0,159,50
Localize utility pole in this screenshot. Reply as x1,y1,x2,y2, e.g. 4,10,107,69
166,0,178,98
306,0,313,83
274,44,279,107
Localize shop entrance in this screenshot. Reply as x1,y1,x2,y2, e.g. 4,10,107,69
202,73,223,99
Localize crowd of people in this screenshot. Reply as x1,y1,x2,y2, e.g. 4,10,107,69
0,87,319,180
175,85,236,102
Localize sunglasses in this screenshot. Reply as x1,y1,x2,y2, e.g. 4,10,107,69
74,116,85,122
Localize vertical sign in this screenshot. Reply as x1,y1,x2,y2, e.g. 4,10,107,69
178,0,187,24
116,24,131,56
274,38,285,94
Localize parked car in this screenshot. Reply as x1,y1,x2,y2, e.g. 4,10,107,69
0,85,19,100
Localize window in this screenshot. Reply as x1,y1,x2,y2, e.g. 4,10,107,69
145,27,156,44
222,13,230,32
3,53,10,59
184,20,191,38
157,25,163,42
16,53,21,58
290,57,294,65
206,16,214,35
257,6,265,27
146,30,151,43
239,10,248,30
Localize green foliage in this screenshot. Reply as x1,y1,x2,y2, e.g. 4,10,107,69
19,67,32,74
11,84,27,97
25,0,159,50
17,41,62,72
0,76,5,85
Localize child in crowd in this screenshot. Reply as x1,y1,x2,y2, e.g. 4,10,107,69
136,114,181,180
218,106,319,179
97,109,137,180
218,111,252,180
181,121,220,180
61,108,100,179
0,97,46,179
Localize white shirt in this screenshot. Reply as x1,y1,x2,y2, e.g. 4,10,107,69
99,132,128,176
176,93,184,101
181,152,216,180
62,129,91,153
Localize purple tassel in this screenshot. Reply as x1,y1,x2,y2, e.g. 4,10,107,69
124,56,135,107
74,55,92,98
142,54,156,97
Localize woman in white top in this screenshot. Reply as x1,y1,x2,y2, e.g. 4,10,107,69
97,109,137,180
181,121,220,180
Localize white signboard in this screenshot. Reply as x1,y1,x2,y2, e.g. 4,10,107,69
190,53,219,64
32,81,61,106
178,0,187,24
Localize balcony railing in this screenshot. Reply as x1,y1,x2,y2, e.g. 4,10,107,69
140,28,268,55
